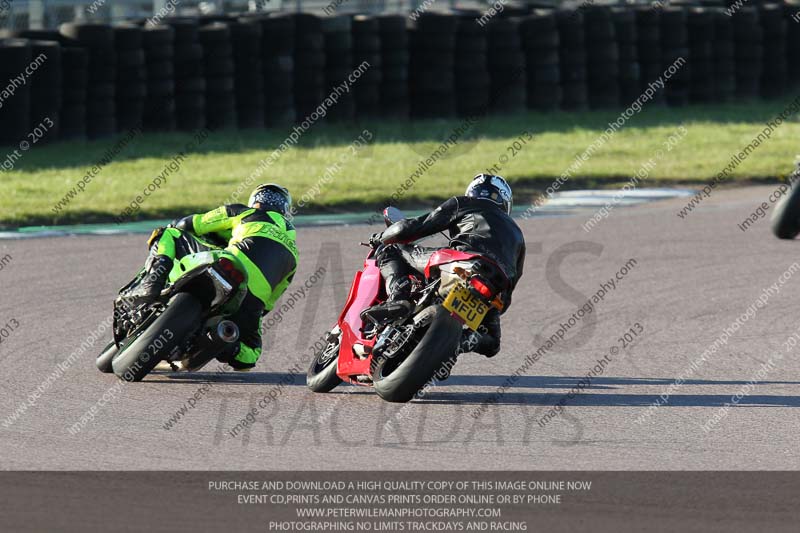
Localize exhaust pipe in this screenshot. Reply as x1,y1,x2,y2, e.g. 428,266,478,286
214,320,239,344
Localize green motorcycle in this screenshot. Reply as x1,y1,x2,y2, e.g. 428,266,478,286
96,238,248,382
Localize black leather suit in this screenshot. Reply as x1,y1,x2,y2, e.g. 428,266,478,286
377,196,526,356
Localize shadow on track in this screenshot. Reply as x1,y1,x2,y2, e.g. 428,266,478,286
150,371,307,386
444,375,800,389
412,376,800,408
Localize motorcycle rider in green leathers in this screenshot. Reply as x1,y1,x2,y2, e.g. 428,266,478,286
128,184,298,371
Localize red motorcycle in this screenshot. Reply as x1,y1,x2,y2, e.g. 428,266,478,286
306,207,508,403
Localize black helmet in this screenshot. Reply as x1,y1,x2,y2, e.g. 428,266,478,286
248,184,292,216
465,174,513,214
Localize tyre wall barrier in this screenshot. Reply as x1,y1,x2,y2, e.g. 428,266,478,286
0,3,796,143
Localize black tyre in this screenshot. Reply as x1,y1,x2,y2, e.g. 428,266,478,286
307,327,343,393
771,181,800,239
142,25,175,46
111,293,202,382
371,306,462,403
60,23,113,46
96,341,118,373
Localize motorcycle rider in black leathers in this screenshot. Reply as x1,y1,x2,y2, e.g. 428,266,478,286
364,174,525,357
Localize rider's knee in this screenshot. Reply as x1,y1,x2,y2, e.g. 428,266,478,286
162,227,183,239
376,243,403,266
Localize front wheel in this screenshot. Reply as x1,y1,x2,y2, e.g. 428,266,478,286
307,327,343,393
96,341,118,373
111,293,202,382
372,305,462,403
771,180,800,239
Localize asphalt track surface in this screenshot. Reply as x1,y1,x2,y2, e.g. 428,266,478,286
1,186,800,471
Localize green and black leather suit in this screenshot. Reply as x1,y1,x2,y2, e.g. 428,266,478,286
153,204,298,369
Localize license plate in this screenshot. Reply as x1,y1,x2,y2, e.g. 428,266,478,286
442,284,489,331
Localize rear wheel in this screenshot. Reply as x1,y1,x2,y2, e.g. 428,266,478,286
307,327,343,393
111,293,202,382
372,305,462,403
771,181,800,239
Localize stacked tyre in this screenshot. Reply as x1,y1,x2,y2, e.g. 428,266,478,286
14,31,87,139
0,39,32,144
28,40,62,142
520,11,561,111
113,25,145,131
583,7,619,109
660,7,690,106
732,8,763,99
142,25,176,131
199,23,236,130
321,15,354,122
759,4,787,99
261,14,295,126
486,17,526,113
686,8,715,103
293,14,325,120
169,19,206,131
612,8,640,104
352,16,382,119
231,19,264,129
785,2,800,87
712,8,736,102
60,23,116,138
60,46,89,139
556,9,587,110
454,13,489,117
378,15,409,118
634,8,664,104
409,13,457,118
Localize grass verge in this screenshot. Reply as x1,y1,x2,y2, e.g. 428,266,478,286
1,97,798,227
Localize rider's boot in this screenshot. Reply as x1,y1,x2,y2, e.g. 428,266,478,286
473,309,501,358
361,273,414,323
125,254,172,306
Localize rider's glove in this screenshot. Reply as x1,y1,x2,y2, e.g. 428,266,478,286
368,232,384,248
146,227,166,249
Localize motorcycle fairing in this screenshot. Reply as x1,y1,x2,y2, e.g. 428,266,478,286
336,256,382,382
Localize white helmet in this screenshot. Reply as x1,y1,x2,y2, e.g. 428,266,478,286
465,174,513,214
